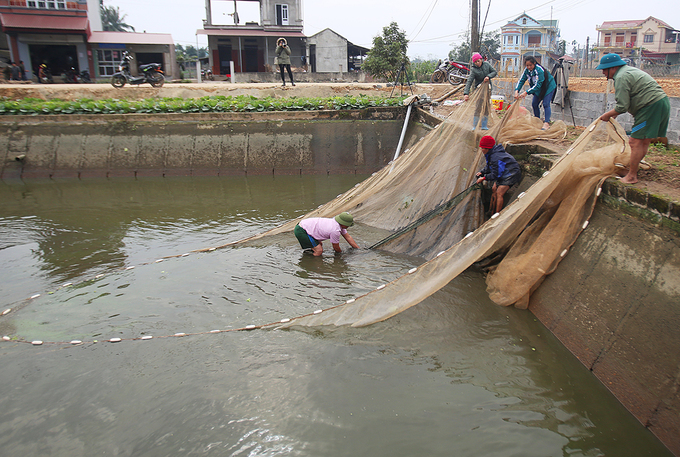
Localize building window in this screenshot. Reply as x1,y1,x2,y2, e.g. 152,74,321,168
644,34,654,43
97,49,123,76
528,35,541,47
27,0,66,8
276,4,289,26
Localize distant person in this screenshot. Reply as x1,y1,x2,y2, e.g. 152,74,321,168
464,52,497,130
294,212,360,256
514,56,556,130
275,37,295,87
597,53,670,184
476,135,522,214
38,64,48,83
19,60,26,80
10,61,20,81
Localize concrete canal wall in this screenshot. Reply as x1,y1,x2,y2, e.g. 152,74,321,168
1,107,679,455
510,142,680,456
0,107,429,179
529,202,680,455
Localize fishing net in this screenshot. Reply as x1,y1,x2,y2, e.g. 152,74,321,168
212,83,628,327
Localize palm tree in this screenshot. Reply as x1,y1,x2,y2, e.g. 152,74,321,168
100,0,135,32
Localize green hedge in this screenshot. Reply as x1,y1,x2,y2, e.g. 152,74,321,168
0,95,406,116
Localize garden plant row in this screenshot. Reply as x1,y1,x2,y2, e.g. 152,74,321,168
0,95,406,116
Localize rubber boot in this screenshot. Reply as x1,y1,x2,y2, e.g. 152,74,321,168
481,116,488,130
472,116,479,131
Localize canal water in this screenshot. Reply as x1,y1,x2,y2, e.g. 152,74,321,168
0,175,672,457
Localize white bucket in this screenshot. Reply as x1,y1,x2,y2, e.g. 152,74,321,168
491,95,505,110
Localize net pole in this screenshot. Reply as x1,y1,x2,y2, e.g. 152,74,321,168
389,103,413,174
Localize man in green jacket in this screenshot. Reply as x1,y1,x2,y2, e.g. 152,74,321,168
597,53,670,184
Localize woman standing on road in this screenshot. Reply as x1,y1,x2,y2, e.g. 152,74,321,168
514,56,556,130
275,38,295,87
464,52,497,130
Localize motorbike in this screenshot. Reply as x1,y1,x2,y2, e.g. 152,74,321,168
62,67,91,83
111,51,164,88
430,59,470,85
37,65,54,84
201,68,214,81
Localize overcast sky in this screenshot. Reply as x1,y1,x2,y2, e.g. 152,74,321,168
109,0,679,59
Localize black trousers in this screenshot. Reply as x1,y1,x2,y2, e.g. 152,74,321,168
278,64,294,84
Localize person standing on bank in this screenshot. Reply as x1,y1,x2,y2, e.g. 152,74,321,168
464,53,497,130
275,38,295,87
597,53,670,184
294,212,360,256
10,61,20,81
514,56,556,130
476,135,522,214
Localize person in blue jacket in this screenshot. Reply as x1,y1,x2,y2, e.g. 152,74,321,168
513,56,557,130
476,135,522,214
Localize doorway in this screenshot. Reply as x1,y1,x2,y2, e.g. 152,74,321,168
29,44,77,77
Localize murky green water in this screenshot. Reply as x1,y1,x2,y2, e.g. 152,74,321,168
0,176,671,457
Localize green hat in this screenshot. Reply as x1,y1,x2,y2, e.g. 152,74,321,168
596,54,626,70
335,212,354,227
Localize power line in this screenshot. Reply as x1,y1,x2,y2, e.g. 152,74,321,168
409,0,440,42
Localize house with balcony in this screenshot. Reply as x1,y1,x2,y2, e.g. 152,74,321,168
198,0,306,75
0,0,177,80
500,13,560,73
594,16,679,65
198,0,368,77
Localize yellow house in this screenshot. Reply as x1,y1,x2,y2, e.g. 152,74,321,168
594,16,679,65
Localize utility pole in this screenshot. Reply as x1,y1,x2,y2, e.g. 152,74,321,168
471,0,480,54
204,0,212,26
231,0,240,25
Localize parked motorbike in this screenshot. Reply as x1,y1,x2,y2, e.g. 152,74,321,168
62,67,91,83
111,51,164,88
430,59,470,85
201,68,214,81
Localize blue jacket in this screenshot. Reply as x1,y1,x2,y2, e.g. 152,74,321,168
516,64,556,98
479,144,520,182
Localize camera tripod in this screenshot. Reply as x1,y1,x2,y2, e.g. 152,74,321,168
390,62,414,98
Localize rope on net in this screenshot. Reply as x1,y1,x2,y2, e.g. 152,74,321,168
367,183,481,250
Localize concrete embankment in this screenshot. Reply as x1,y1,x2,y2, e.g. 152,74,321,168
530,203,680,455
0,108,430,179
506,138,680,456
1,106,679,455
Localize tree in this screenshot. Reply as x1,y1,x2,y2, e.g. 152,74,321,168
449,30,500,62
451,31,500,61
557,39,566,56
408,58,438,83
175,44,208,61
448,37,471,62
100,0,135,32
362,22,409,81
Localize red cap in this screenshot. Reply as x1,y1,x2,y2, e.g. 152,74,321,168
479,135,495,149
